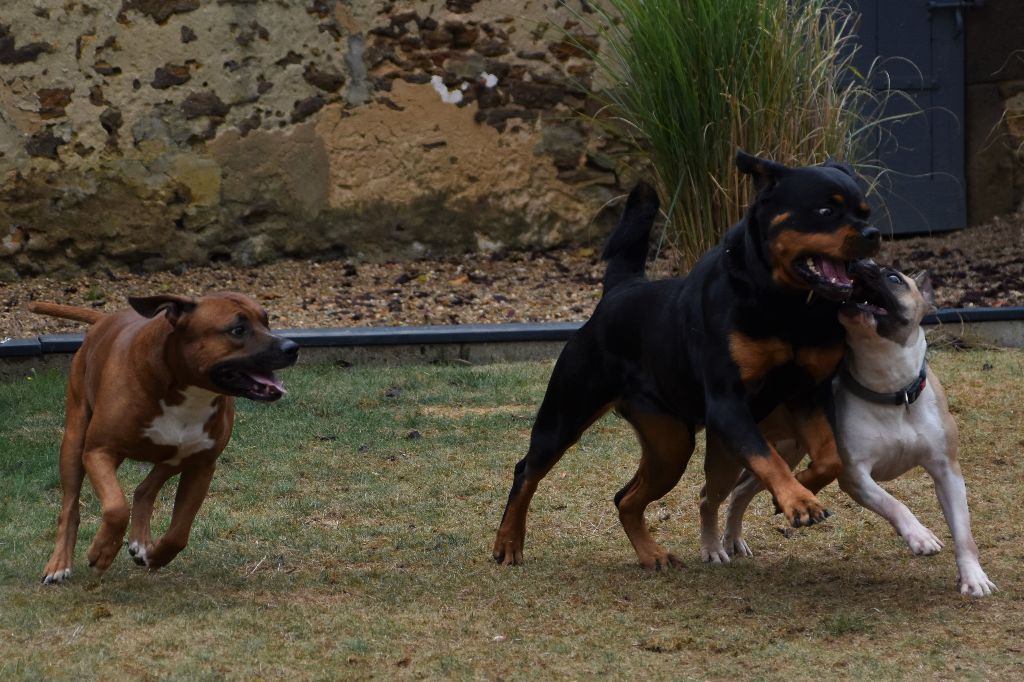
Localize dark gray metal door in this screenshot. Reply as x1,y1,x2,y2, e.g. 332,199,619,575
851,0,969,235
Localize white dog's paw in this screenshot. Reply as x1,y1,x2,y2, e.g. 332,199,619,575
127,540,151,567
958,566,997,598
722,534,753,559
700,540,731,565
902,526,943,556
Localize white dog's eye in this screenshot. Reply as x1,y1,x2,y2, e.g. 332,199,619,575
817,207,834,217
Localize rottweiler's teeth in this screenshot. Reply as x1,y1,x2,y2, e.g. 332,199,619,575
805,257,818,274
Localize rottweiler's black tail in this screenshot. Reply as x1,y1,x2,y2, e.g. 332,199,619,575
601,181,659,296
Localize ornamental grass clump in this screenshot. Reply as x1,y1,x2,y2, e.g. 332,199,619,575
587,0,882,270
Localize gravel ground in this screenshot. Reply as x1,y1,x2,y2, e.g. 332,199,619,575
2,212,1022,338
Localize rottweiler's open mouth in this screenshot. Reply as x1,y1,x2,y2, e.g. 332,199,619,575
210,366,287,402
793,255,856,300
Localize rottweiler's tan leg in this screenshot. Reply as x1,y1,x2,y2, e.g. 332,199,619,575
127,464,178,567
746,449,829,528
615,412,694,570
146,460,217,569
84,448,129,573
699,434,742,564
42,387,89,585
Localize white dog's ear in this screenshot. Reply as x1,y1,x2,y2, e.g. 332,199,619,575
912,271,936,311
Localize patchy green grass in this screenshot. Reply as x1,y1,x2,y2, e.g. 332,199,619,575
1,350,1023,680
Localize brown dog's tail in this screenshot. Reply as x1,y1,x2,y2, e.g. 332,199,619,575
28,301,105,325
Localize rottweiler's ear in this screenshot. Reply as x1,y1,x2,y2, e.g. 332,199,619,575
129,295,198,325
911,271,936,310
736,150,788,192
823,159,856,178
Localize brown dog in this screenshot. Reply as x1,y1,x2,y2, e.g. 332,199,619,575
32,293,298,584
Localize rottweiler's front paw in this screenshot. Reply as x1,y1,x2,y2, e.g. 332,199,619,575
777,490,831,528
637,546,684,572
492,532,525,566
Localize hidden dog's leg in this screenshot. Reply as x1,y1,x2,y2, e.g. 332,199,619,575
788,389,843,494
493,343,615,566
83,448,129,574
924,460,996,597
42,386,89,585
699,434,742,564
722,471,762,558
127,464,178,567
616,412,694,570
146,460,217,569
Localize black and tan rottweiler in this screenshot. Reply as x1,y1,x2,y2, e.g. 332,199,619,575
493,151,881,569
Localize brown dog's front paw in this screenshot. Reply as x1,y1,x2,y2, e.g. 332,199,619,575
86,537,123,573
41,564,73,585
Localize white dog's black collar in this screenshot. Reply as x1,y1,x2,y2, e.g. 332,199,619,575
840,359,928,406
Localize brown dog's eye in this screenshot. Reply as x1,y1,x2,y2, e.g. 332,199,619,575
816,207,834,217
229,325,248,337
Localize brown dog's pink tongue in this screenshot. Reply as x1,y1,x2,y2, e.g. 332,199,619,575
248,372,286,394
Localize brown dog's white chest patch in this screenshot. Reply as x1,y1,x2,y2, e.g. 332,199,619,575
142,386,219,466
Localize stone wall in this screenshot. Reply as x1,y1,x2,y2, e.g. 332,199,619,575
966,0,1024,225
0,1,637,281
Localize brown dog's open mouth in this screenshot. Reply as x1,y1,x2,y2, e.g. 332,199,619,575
211,366,287,402
792,255,855,300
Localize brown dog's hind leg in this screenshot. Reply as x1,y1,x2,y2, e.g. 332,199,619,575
127,464,178,567
145,460,217,569
615,412,694,570
42,387,90,585
699,434,742,564
493,342,615,566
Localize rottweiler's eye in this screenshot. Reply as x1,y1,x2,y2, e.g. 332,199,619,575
228,325,248,337
887,274,903,285
816,207,834,217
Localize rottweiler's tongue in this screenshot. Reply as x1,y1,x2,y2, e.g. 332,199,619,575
248,371,286,395
816,257,851,285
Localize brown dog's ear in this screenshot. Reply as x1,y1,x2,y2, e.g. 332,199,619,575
129,295,197,325
912,271,937,310
735,149,789,192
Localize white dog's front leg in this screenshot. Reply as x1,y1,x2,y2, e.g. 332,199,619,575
925,462,996,597
839,468,943,555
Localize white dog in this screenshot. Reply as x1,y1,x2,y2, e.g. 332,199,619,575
699,263,996,597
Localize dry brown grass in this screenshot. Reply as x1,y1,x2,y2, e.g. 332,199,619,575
1,352,1022,679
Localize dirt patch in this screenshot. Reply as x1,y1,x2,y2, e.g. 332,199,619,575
2,212,1021,339
416,405,534,418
